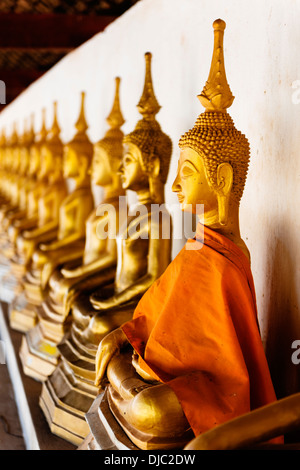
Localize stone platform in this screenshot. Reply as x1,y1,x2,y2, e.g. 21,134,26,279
0,301,75,450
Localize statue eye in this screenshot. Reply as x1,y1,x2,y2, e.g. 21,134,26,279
181,164,196,178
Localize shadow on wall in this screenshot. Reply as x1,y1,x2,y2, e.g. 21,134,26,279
264,228,300,406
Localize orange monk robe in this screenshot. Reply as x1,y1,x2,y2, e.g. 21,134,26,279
121,223,279,437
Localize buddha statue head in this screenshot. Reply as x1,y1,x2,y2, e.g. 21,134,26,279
91,77,125,191
28,109,48,178
121,52,172,204
63,91,93,181
173,19,250,228
39,101,63,181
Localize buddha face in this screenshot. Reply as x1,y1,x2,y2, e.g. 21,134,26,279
63,145,79,178
120,143,148,191
91,145,112,186
172,147,219,224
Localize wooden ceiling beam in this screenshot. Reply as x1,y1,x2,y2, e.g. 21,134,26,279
0,13,116,49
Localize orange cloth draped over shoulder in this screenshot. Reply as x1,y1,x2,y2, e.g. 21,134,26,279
121,223,279,437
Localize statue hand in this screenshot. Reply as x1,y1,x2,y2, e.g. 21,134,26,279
90,292,118,311
95,328,128,387
61,266,81,278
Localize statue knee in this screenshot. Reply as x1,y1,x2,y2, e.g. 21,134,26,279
128,385,188,436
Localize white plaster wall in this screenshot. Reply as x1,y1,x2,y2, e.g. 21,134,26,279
0,0,300,397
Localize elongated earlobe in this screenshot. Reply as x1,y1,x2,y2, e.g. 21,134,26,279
216,162,233,226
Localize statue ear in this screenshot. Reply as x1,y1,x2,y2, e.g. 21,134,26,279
216,162,233,195
79,154,89,172
216,162,233,226
151,156,160,179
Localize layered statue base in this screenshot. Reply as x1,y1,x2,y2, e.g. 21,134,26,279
39,300,136,445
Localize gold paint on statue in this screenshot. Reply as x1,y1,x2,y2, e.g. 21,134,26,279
39,54,173,446
19,92,94,381
91,20,252,451
9,102,68,333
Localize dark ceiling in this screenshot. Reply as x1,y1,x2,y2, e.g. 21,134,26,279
0,0,140,109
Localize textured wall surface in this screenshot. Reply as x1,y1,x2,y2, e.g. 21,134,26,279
0,0,299,398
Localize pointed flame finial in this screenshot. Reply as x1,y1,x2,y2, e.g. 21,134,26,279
75,91,88,134
38,108,48,143
198,19,234,112
27,113,35,145
51,102,61,136
137,52,161,120
106,77,125,131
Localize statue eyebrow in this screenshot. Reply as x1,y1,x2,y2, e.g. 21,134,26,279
180,160,199,172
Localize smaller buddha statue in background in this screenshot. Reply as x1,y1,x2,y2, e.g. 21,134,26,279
19,92,94,381
9,102,68,332
0,129,8,204
39,53,173,446
20,77,127,378
92,20,280,451
15,102,67,266
0,123,24,230
71,52,172,349
23,92,94,299
44,77,126,326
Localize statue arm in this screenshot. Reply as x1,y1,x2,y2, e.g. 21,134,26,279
39,232,84,251
14,216,38,230
61,235,117,278
23,220,58,239
95,327,129,387
61,253,116,278
90,235,170,310
90,272,154,310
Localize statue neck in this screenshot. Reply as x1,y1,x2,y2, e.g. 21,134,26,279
102,178,125,201
49,169,64,185
211,199,250,262
136,186,164,205
73,171,90,190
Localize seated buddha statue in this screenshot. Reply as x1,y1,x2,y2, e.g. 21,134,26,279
23,91,94,298
41,77,126,326
12,102,67,268
0,123,29,275
39,53,173,445
0,111,48,259
8,102,68,332
0,123,23,231
6,117,40,243
19,92,94,381
0,129,9,206
20,77,127,373
91,20,280,451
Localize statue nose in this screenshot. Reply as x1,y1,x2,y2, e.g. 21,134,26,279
171,172,181,192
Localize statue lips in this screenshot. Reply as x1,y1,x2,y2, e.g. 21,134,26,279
176,194,185,203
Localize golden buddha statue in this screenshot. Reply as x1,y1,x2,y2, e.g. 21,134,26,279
9,102,68,333
0,123,23,231
39,53,173,446
0,129,8,204
87,19,280,451
42,77,126,324
0,128,13,206
19,77,126,378
19,92,94,381
14,102,68,267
